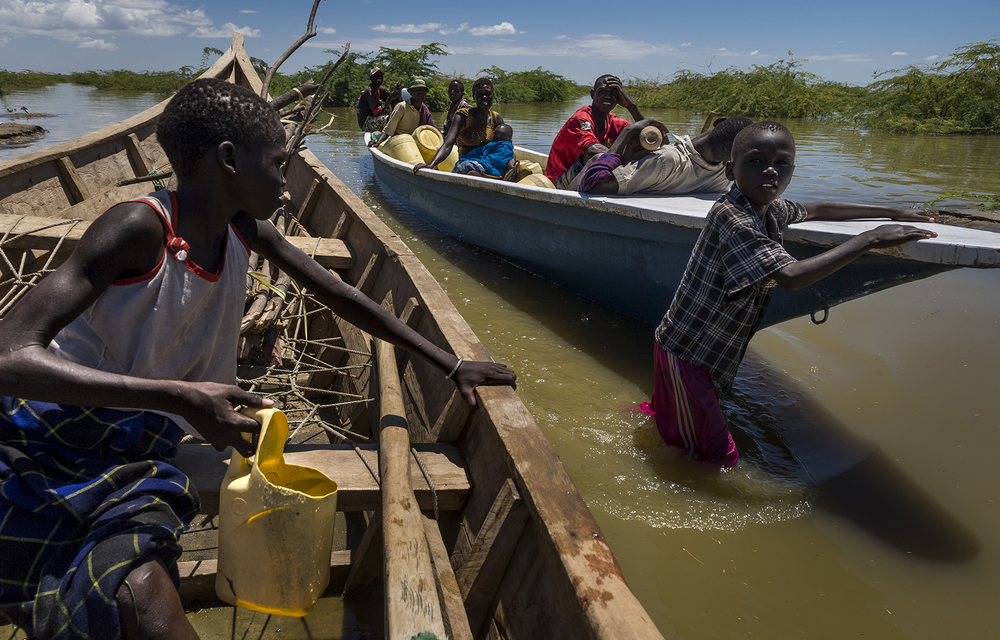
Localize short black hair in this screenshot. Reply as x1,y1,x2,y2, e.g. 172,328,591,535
593,74,617,90
494,123,513,141
472,77,494,93
730,120,793,162
157,78,285,177
449,79,465,90
701,116,753,160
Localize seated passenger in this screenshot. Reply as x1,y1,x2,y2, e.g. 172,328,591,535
444,79,472,135
368,76,438,148
571,116,754,195
452,124,516,178
413,78,505,174
545,75,643,189
356,67,400,132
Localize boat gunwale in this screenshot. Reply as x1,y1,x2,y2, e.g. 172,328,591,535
369,140,1000,268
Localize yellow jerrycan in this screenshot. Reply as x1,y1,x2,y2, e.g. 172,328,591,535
216,408,338,617
379,133,423,165
412,124,443,164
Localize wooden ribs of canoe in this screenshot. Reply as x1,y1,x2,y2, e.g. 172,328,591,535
0,35,664,640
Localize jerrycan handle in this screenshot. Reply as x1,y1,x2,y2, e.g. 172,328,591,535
235,407,290,474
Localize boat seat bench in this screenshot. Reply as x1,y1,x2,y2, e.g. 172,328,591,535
0,213,355,270
174,441,471,514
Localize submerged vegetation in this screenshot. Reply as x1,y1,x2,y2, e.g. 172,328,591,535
2,40,996,135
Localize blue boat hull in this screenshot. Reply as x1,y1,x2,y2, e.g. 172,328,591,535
371,151,948,328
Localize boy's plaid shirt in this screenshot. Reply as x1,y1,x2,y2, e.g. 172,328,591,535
655,185,807,394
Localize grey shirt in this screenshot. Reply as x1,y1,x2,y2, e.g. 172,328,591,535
612,135,730,195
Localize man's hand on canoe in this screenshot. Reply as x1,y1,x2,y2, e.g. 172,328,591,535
412,162,429,175
453,360,517,407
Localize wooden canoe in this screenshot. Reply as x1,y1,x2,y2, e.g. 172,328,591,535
0,36,664,639
369,140,1000,329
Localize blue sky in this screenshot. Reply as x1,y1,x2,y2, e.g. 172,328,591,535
0,0,996,86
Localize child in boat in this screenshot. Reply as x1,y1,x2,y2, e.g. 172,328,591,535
451,124,516,178
412,78,505,174
443,79,472,135
0,77,515,640
571,116,753,195
649,120,936,467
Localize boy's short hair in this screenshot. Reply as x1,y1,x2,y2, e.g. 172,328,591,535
593,74,616,90
730,120,792,162
702,116,753,160
157,78,285,177
449,79,464,90
472,77,494,94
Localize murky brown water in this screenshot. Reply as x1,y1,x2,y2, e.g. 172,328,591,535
3,87,1000,639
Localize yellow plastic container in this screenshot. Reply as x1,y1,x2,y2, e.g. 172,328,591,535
436,145,459,173
520,161,543,175
517,173,556,189
216,408,338,617
379,133,422,165
412,125,443,164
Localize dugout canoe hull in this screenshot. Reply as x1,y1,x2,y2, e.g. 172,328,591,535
0,35,664,640
369,141,1000,329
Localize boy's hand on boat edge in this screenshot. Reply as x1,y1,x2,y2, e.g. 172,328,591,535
890,207,936,223
454,360,517,407
864,224,938,249
412,162,429,175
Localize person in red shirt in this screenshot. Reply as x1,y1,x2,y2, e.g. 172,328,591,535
545,75,644,188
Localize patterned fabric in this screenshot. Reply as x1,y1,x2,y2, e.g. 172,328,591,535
454,108,501,156
577,153,622,193
655,185,807,394
443,99,472,134
0,397,198,638
361,114,389,133
356,85,389,129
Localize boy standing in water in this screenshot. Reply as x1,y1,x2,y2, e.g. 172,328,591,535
0,78,515,639
651,121,936,467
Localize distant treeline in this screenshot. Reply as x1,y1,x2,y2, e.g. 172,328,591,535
2,40,997,135
0,43,588,111
624,40,1000,135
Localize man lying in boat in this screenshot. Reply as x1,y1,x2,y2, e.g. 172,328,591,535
451,123,516,178
0,78,516,640
569,116,753,195
367,76,438,148
412,78,505,174
646,120,935,467
545,74,645,190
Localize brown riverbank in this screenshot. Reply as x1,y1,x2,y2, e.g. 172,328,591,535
0,122,45,143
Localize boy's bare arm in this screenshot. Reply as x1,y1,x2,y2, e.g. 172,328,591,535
254,221,516,407
802,201,935,223
772,224,938,292
0,204,266,456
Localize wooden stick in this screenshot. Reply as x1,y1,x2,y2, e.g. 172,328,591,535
701,110,718,134
259,0,323,98
376,338,447,640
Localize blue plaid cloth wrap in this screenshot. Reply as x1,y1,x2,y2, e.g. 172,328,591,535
0,397,199,639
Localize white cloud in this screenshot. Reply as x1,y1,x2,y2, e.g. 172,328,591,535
0,0,213,39
807,53,874,63
371,22,446,34
680,42,691,46
554,34,567,39
77,37,116,49
924,54,938,61
318,27,336,34
892,51,907,56
190,22,260,38
238,9,257,13
468,22,515,36
449,34,674,60
749,50,758,56
0,35,9,46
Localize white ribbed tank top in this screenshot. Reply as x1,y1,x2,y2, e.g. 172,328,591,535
49,190,250,437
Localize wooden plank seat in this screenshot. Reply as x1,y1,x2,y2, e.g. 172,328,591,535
0,213,355,270
174,441,471,514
